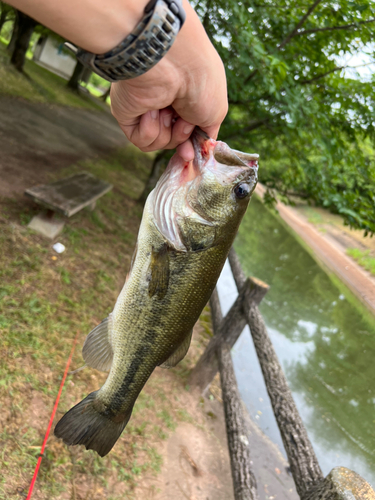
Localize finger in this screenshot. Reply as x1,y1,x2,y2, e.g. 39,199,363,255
175,122,221,161
121,110,161,150
176,140,195,162
139,108,173,152
142,117,195,154
200,124,221,140
159,117,195,152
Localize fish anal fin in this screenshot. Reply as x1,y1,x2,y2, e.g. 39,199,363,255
82,314,114,372
147,243,170,300
159,329,193,369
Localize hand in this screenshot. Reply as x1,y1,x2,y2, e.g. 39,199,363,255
110,0,228,162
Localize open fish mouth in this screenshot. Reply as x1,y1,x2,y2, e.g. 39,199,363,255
166,127,259,187
192,127,259,173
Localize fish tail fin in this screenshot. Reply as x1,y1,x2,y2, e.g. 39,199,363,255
54,391,131,457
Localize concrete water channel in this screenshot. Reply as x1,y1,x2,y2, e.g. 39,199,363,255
216,196,375,488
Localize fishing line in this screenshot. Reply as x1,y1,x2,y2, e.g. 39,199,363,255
26,331,80,500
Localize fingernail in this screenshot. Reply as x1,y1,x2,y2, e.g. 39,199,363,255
151,110,158,120
183,124,195,135
163,113,172,128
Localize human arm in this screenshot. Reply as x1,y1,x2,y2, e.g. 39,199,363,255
7,0,228,160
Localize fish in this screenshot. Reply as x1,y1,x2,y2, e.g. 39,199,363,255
54,128,259,457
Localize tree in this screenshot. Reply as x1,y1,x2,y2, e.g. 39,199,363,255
100,86,111,102
194,0,375,235
7,10,18,53
10,10,36,72
0,1,13,36
67,60,85,90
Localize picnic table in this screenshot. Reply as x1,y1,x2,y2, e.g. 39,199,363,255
25,172,112,217
25,172,113,238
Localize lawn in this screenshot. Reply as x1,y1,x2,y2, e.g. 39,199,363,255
0,147,213,499
346,248,375,276
0,40,104,111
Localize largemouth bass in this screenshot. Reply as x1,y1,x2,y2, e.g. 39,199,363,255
55,128,258,456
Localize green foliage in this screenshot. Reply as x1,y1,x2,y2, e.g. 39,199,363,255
89,71,111,91
0,2,15,35
195,0,375,234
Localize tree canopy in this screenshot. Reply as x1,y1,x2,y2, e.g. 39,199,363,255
194,0,375,235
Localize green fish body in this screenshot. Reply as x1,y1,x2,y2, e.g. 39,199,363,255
55,129,258,456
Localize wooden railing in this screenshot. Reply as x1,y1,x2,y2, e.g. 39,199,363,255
189,248,375,500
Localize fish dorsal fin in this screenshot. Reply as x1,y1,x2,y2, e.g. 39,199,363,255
147,243,170,300
82,314,114,372
159,329,193,369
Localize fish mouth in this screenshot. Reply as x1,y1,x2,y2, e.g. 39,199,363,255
192,126,259,175
191,127,213,169
193,127,210,141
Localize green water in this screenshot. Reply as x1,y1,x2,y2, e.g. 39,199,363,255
232,197,375,484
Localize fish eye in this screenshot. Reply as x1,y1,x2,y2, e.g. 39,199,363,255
234,182,251,199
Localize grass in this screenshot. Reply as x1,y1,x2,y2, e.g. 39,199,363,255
346,248,375,276
0,147,214,499
303,206,324,225
84,82,111,103
0,40,104,111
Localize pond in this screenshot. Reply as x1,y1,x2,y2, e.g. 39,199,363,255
216,196,375,486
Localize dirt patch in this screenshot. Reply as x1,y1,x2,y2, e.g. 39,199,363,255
154,421,233,500
28,391,50,433
0,95,127,198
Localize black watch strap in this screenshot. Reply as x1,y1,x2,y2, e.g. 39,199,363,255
65,0,185,82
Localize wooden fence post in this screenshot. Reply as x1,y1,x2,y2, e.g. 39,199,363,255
218,342,259,500
303,467,375,500
189,288,247,392
189,276,268,392
227,249,324,498
210,286,223,333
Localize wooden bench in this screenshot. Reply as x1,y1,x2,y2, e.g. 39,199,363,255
25,172,112,217
25,172,113,239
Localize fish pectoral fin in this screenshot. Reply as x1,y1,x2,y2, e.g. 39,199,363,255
159,329,193,369
147,243,170,300
82,313,114,372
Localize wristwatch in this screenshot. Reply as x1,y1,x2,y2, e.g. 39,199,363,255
65,0,186,82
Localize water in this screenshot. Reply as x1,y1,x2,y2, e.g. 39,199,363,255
216,197,375,485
